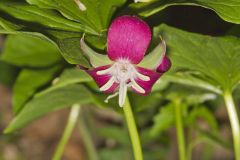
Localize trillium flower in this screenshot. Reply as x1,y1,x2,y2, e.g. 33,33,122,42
79,15,171,107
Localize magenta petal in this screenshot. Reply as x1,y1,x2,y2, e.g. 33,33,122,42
131,67,161,95
107,16,151,64
156,56,171,73
87,66,118,93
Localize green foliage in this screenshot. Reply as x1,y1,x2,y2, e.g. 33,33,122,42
13,66,61,114
1,34,61,67
26,0,126,31
0,60,17,86
155,24,240,92
4,84,93,133
37,68,92,96
151,103,175,137
0,0,126,66
0,2,95,33
99,148,131,160
186,106,218,130
129,0,240,24
0,0,239,159
97,126,130,146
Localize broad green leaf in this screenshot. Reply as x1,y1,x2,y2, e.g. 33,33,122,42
52,68,92,87
99,148,131,160
162,73,222,94
196,128,231,150
186,106,218,130
4,84,93,133
155,24,240,92
50,31,87,65
150,103,175,137
0,21,91,66
13,66,61,114
151,86,218,138
129,92,163,112
97,126,130,146
0,3,96,34
0,8,103,66
26,0,126,31
129,0,240,24
37,68,92,96
0,17,23,32
1,34,62,67
0,60,17,86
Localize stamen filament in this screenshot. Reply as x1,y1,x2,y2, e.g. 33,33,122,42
97,67,113,75
131,78,145,94
136,72,150,81
119,82,128,107
104,92,119,103
100,76,115,91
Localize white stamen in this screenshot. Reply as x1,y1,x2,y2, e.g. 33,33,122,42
104,92,119,103
134,0,152,3
131,78,145,94
136,72,150,81
97,60,147,107
119,82,128,107
97,67,112,75
74,0,86,11
100,76,115,91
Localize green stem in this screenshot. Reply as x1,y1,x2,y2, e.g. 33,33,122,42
175,101,187,160
123,95,143,160
78,110,99,160
223,91,240,160
52,104,81,160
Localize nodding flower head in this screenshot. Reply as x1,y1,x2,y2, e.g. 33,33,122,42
79,15,171,107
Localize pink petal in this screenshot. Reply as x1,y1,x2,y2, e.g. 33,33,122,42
131,67,161,95
87,65,119,93
107,16,151,64
156,56,171,73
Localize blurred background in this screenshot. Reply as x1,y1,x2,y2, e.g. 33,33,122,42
0,4,238,160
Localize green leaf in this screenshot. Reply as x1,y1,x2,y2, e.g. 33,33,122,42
129,92,163,112
0,17,23,32
0,9,102,66
196,129,231,149
130,0,240,24
97,126,130,147
150,103,175,137
0,60,18,86
13,66,61,114
186,106,218,130
162,73,222,94
37,68,92,96
0,2,95,33
155,24,240,92
47,30,104,66
99,148,131,160
0,22,91,66
26,0,126,31
1,34,62,67
4,84,93,133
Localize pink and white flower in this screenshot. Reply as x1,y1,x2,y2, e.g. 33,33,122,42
80,15,171,107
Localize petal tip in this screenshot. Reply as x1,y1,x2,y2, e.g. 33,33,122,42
156,56,171,73
107,15,151,64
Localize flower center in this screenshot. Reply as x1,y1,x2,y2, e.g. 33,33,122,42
96,59,150,107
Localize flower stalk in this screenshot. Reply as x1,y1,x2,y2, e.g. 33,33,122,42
78,109,99,160
175,100,187,160
123,95,143,160
223,91,240,160
52,104,81,160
